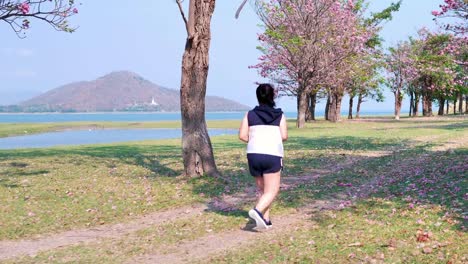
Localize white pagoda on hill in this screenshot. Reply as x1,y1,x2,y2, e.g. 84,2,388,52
150,97,159,106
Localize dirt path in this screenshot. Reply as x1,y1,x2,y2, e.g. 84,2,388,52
129,184,363,264
128,191,365,263
130,214,313,264
0,204,207,261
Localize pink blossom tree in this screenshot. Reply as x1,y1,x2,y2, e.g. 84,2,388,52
347,1,401,119
0,0,79,37
416,30,465,116
347,51,385,119
252,0,373,127
432,0,467,35
385,41,418,120
388,29,467,117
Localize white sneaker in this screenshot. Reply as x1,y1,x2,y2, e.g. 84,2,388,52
248,208,268,229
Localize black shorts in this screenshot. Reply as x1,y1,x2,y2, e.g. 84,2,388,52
247,153,282,177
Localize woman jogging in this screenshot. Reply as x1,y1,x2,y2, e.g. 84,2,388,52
239,83,288,230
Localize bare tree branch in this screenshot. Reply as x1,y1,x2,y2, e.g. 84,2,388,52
176,0,189,35
235,0,248,19
1,0,78,37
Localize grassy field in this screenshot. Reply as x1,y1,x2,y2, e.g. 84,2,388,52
0,116,466,263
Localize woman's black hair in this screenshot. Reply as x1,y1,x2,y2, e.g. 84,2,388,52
256,83,276,108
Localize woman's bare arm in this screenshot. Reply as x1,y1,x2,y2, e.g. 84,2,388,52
280,114,288,141
239,112,249,143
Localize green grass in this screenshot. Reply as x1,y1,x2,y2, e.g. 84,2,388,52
206,199,466,264
1,116,467,263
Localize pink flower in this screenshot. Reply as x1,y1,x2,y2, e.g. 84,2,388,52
431,10,441,16
18,2,30,14
73,8,78,14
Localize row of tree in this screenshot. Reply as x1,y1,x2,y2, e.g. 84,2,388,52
251,0,467,127
386,0,467,119
251,0,402,127
386,29,467,119
3,0,465,178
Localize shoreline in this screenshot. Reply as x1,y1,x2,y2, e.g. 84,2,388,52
0,111,394,114
0,115,466,140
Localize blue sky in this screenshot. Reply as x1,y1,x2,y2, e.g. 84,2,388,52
0,0,444,112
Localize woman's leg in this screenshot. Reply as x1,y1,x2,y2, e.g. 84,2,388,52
255,171,280,218
255,176,271,221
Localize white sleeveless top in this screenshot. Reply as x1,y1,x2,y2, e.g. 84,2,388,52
246,107,284,157
247,125,284,157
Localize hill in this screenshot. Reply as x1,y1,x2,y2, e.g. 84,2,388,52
19,71,250,112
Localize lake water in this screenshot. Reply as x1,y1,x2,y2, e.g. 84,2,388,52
0,112,255,123
0,128,237,149
0,111,394,149
0,111,392,123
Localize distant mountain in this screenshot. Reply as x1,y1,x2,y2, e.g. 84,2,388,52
19,71,250,112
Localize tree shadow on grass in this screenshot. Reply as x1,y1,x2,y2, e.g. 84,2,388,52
191,135,398,200
0,178,19,188
374,121,468,131
0,167,51,188
0,144,181,178
350,116,467,123
7,169,49,177
285,136,411,151
205,135,466,231
363,147,468,231
9,161,29,168
286,146,467,231
213,135,412,153
198,136,414,215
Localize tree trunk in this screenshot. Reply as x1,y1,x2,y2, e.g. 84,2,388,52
336,94,343,121
459,93,464,115
180,0,219,177
446,99,449,115
453,96,457,115
465,95,468,114
348,95,354,119
438,97,445,116
422,95,426,116
305,94,312,122
309,92,317,121
394,89,402,120
409,92,414,117
356,93,363,119
296,89,308,128
422,92,433,117
325,94,330,120
413,93,419,117
328,91,343,122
